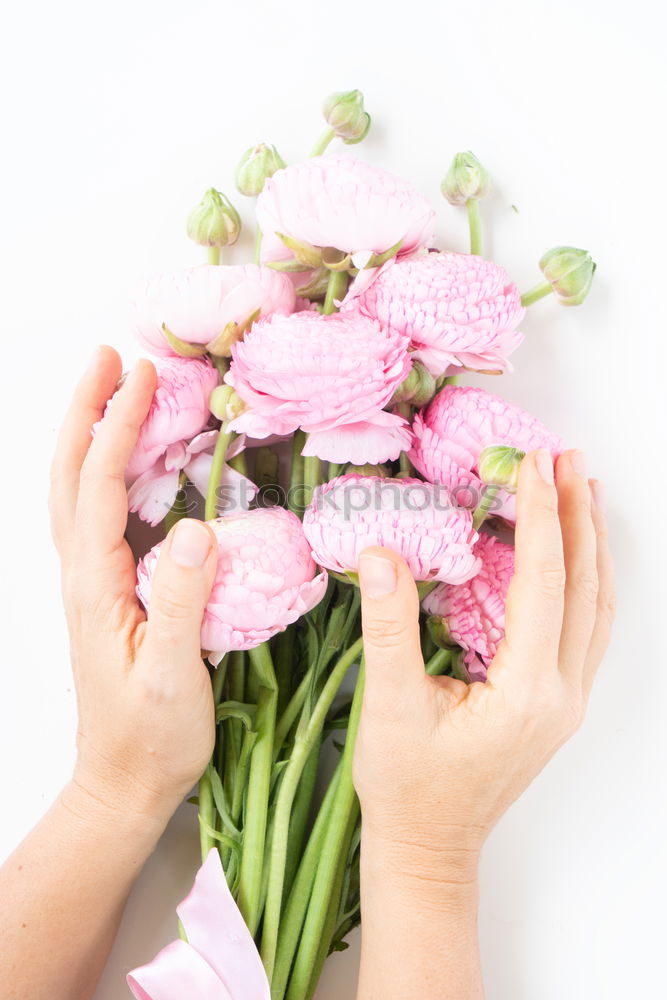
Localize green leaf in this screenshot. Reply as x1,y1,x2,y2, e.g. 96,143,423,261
215,700,258,731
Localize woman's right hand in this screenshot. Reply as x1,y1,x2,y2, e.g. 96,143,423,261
354,448,615,876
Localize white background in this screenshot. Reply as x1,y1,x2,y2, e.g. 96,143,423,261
1,1,665,997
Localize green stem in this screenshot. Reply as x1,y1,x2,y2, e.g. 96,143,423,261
237,643,278,936
425,646,455,676
282,739,321,903
396,402,415,476
273,666,315,759
208,245,221,266
520,280,554,307
271,759,343,1000
164,472,188,534
211,653,229,705
328,462,344,479
302,454,322,506
310,127,336,157
274,629,296,718
472,484,500,530
289,430,306,515
254,226,263,265
204,427,233,521
286,660,366,1000
466,197,483,256
322,269,349,315
228,449,248,477
261,637,364,979
198,768,215,862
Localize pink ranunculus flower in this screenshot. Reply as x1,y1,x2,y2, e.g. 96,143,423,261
127,429,256,527
423,532,515,682
136,508,328,663
256,155,435,264
410,386,564,523
225,311,412,464
303,475,480,585
128,848,270,1000
344,251,525,377
132,264,296,357
119,357,220,482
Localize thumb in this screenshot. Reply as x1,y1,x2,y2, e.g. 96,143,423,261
358,547,426,710
144,519,218,662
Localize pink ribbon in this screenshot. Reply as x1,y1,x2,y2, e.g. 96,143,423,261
127,849,270,1000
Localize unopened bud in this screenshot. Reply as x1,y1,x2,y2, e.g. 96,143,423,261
441,151,490,205
392,361,436,407
477,445,525,493
426,614,457,650
209,385,246,424
235,143,286,197
344,463,390,478
539,246,596,306
322,89,371,144
187,188,241,247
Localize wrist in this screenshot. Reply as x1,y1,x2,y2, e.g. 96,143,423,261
67,763,180,839
361,825,481,897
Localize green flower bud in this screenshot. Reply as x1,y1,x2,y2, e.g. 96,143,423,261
209,385,246,424
344,463,390,478
441,151,490,206
426,614,457,650
477,445,526,493
322,89,371,144
391,361,437,407
539,246,596,306
235,143,286,197
187,188,241,248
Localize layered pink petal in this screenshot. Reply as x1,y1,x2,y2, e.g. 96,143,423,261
410,386,564,523
303,475,479,584
133,264,296,357
136,508,327,660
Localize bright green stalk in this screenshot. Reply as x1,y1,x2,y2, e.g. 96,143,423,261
237,643,278,935
208,245,221,265
198,769,215,861
164,472,188,534
310,127,336,157
466,197,483,256
520,280,554,307
270,759,343,999
273,667,315,759
302,454,322,507
425,646,455,676
261,637,364,978
204,428,234,520
289,430,306,515
286,661,366,1000
322,269,349,315
254,226,263,265
472,484,500,530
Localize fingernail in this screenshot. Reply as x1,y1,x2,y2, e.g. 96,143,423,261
358,554,397,598
535,449,555,485
170,519,212,568
590,479,605,510
571,450,587,478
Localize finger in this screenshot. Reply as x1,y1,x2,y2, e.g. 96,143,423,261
76,360,157,563
142,519,218,665
556,451,599,688
49,346,122,556
358,547,426,716
583,480,616,700
494,449,564,685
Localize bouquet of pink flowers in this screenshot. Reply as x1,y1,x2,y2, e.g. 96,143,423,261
120,90,595,1000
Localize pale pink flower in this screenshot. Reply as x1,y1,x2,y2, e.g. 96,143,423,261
410,386,564,522
128,849,270,1000
128,429,256,527
345,251,525,376
132,264,296,357
423,533,515,682
256,155,435,262
303,475,480,585
94,356,218,483
225,311,412,464
136,508,328,662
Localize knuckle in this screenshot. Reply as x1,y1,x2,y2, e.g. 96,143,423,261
362,618,410,649
151,588,194,623
534,564,567,598
570,567,599,605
